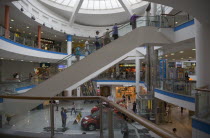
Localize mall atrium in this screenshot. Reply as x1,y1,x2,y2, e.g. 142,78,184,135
0,0,209,138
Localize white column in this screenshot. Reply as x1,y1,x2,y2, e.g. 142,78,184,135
195,19,210,87
67,35,72,67
77,87,81,97
135,57,140,95
151,3,157,16
67,89,72,97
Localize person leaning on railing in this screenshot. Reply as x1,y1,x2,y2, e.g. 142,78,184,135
130,13,140,30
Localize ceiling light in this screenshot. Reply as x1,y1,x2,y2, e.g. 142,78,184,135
175,22,178,24
171,53,175,55
0,58,4,59
189,57,192,58
65,40,67,41
29,33,31,35
35,35,37,37
179,51,184,53
41,32,43,34
30,61,33,62
26,26,29,29
11,19,14,22
47,62,50,63
172,59,175,60
192,49,196,51
21,60,24,61
181,58,184,59
11,59,14,60
10,27,12,29
165,55,168,57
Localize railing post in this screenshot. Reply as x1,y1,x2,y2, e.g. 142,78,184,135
100,100,103,138
108,108,114,138
195,91,200,117
14,34,16,42
50,101,55,138
23,38,26,45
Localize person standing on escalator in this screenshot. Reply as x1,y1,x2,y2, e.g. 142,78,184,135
112,23,119,40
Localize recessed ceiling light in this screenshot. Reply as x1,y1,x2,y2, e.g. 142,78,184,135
35,35,37,37
179,51,184,53
171,53,175,55
0,58,4,59
11,19,14,22
181,58,184,59
189,57,192,58
192,49,196,51
30,61,33,62
175,22,178,24
11,59,14,60
21,60,24,61
41,32,43,34
10,27,12,29
26,26,29,29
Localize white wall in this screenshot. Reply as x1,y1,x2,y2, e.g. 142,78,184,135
160,24,195,43
155,92,195,111
0,60,39,81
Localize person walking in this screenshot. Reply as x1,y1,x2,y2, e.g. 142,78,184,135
112,23,119,40
71,102,76,115
130,13,139,30
75,47,80,61
132,101,137,113
103,29,111,46
95,31,100,50
61,107,65,128
122,94,126,103
85,40,89,56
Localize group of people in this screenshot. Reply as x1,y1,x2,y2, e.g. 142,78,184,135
122,94,137,113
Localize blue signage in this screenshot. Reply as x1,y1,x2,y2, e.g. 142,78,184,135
67,35,72,42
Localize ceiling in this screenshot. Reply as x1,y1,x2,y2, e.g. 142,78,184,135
39,0,149,26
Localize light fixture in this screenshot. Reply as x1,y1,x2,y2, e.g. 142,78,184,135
41,32,43,34
11,59,14,60
0,58,4,59
179,51,184,53
181,58,184,59
29,33,31,35
21,60,24,61
175,22,178,24
165,55,168,57
35,35,37,37
11,19,14,22
47,62,50,63
20,7,24,12
30,61,33,62
171,53,175,55
26,26,29,29
189,57,192,58
172,59,175,60
10,27,12,29
192,49,196,51
65,40,67,41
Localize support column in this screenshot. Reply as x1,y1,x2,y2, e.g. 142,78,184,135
67,35,72,67
135,56,140,96
77,86,81,97
37,25,41,49
4,5,10,38
195,19,210,87
151,3,157,16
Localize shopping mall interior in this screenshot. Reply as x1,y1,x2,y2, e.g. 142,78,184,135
0,0,209,138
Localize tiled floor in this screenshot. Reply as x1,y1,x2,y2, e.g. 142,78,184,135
158,106,192,138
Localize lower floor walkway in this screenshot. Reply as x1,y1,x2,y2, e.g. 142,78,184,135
158,106,192,138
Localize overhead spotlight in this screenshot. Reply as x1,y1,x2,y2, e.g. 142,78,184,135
43,23,45,26
20,7,24,12
31,16,35,20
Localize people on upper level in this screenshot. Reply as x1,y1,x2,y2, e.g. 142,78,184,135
112,23,119,40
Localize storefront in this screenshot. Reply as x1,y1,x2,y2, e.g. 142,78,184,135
115,86,136,100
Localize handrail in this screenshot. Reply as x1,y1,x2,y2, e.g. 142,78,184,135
0,95,178,138
195,85,210,92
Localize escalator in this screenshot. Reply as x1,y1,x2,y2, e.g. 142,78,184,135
3,18,171,115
